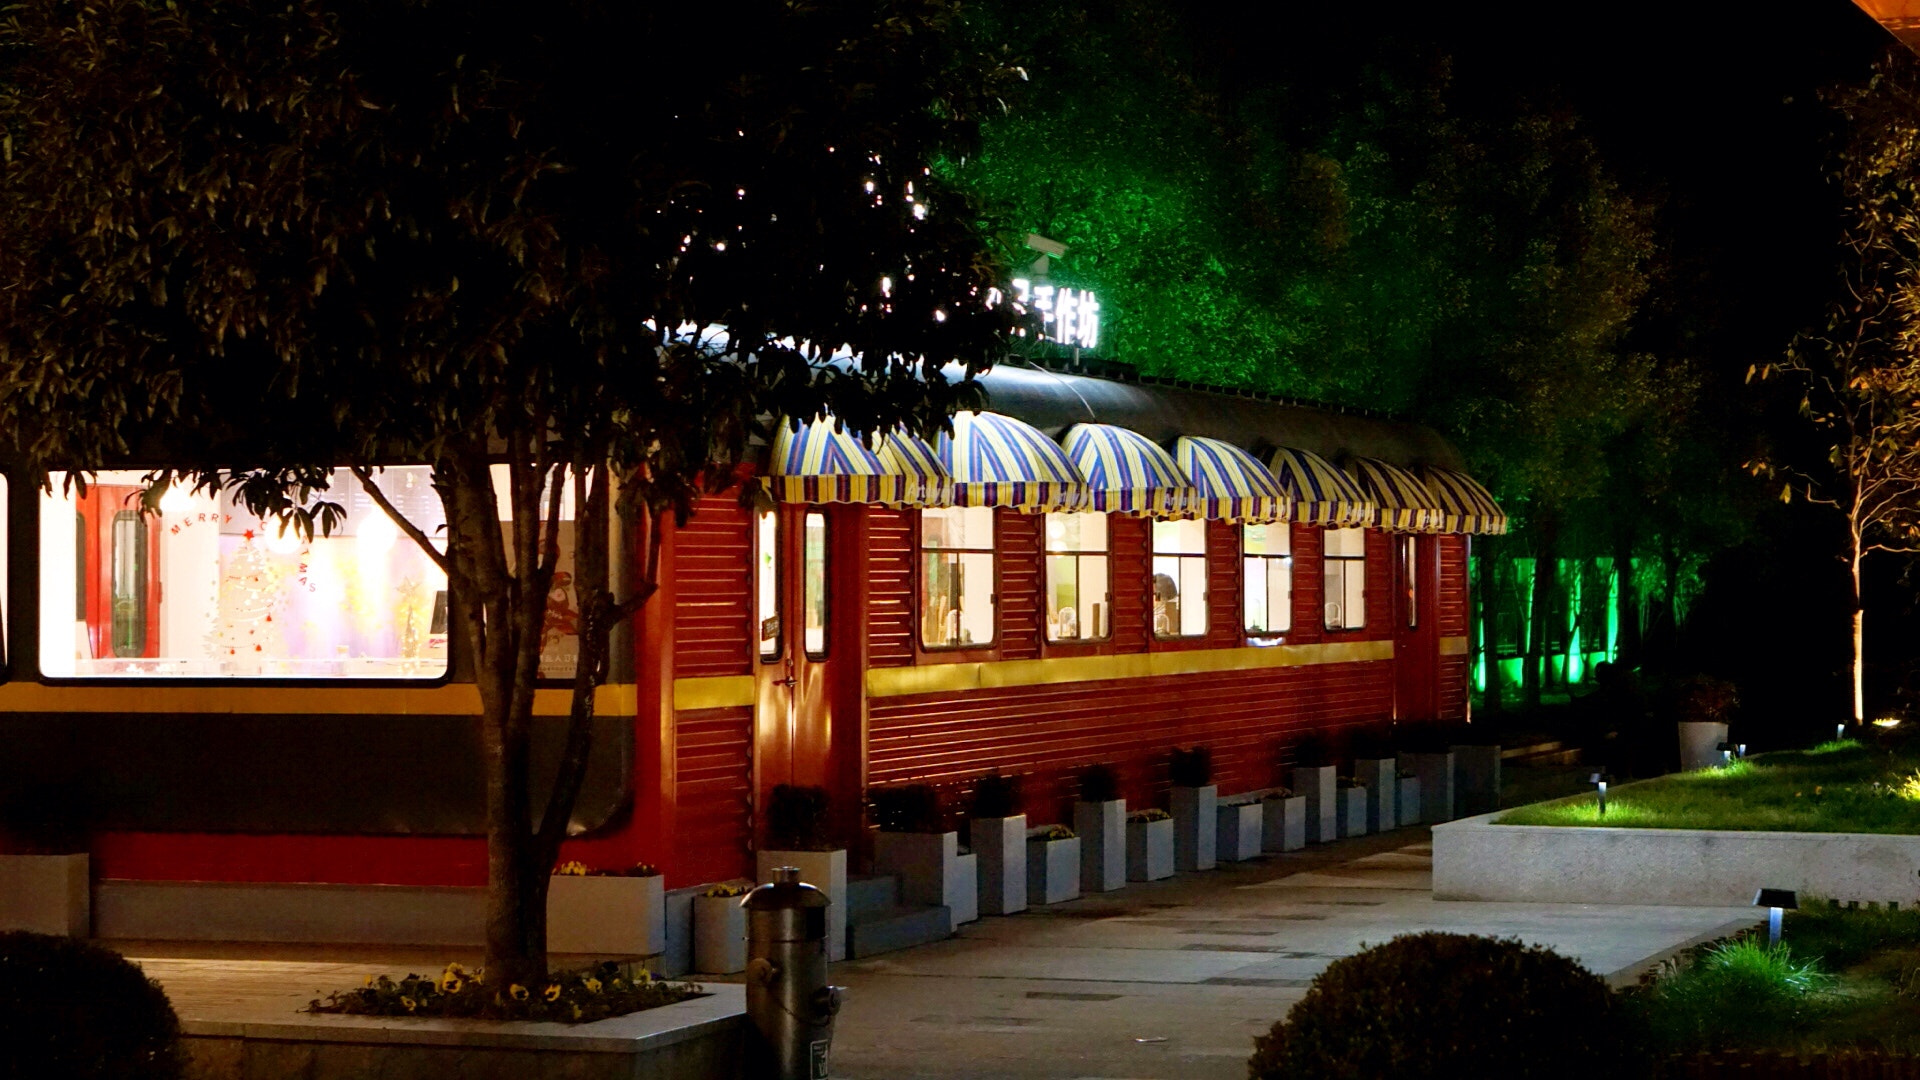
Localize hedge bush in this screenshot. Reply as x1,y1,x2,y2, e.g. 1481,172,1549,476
1249,932,1635,1079
0,932,182,1079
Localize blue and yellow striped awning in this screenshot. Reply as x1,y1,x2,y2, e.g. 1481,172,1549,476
1176,436,1287,523
1062,424,1198,517
1345,457,1444,532
938,410,1086,512
770,417,951,507
1267,447,1374,527
1419,466,1508,535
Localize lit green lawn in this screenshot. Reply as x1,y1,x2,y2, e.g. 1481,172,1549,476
1494,740,1920,834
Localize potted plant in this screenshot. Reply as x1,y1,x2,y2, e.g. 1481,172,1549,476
871,783,976,925
966,772,1027,916
0,785,89,937
756,783,849,960
1126,809,1175,881
1262,788,1307,852
1291,736,1338,844
548,861,666,956
1337,777,1368,838
1027,824,1082,905
692,883,749,974
1676,675,1739,772
1169,746,1217,871
1073,764,1127,894
1216,794,1263,862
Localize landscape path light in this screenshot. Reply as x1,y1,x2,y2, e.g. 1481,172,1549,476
1737,743,1748,759
1588,771,1612,817
1717,741,1735,767
1754,888,1798,947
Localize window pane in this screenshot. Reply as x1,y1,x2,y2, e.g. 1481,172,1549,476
1045,554,1080,641
1179,556,1208,636
921,550,994,648
1244,557,1268,633
1152,517,1205,555
1402,536,1417,630
757,510,780,661
1267,556,1293,633
1153,553,1206,639
1243,522,1289,557
923,505,993,550
1326,527,1365,557
1046,512,1107,554
1081,554,1110,639
1345,559,1367,630
803,512,828,656
1324,560,1347,629
41,468,447,678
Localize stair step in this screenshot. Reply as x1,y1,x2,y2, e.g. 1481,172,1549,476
843,874,900,921
1500,740,1563,759
847,904,952,959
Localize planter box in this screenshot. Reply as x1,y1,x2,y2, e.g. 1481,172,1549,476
1338,786,1368,838
1027,834,1082,905
692,894,747,975
0,853,89,937
756,849,847,961
874,830,975,924
1451,744,1503,816
658,885,704,978
967,815,1028,916
1126,818,1175,881
1402,752,1456,823
1294,765,1338,844
1262,796,1308,852
1170,785,1218,871
1216,801,1263,862
1679,721,1730,772
1398,777,1422,826
1434,808,1920,908
1355,758,1397,832
548,874,665,957
952,852,978,925
1074,800,1127,893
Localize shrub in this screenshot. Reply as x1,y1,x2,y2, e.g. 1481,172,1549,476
970,772,1023,818
1079,763,1120,803
1127,808,1170,823
869,784,942,833
1632,938,1834,1051
1169,745,1212,787
766,784,834,850
0,931,183,1079
1249,932,1634,1080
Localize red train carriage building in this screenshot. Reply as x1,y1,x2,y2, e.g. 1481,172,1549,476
0,363,1502,945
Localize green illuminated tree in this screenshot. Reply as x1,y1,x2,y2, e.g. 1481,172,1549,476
0,0,1021,985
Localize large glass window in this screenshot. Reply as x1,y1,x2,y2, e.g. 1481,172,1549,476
41,468,447,678
1243,522,1292,637
1044,512,1109,643
757,509,781,662
490,464,580,680
803,511,828,656
920,506,994,649
1151,518,1208,639
1323,527,1367,631
1401,535,1418,630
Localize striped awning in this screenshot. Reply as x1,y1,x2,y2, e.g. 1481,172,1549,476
770,417,951,506
1267,447,1374,527
1345,457,1445,532
938,410,1086,512
1062,424,1199,517
1420,466,1508,535
1176,437,1287,523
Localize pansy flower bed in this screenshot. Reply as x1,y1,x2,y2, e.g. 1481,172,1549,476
308,959,702,1023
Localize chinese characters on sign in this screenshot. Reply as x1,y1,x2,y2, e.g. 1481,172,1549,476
1007,278,1100,351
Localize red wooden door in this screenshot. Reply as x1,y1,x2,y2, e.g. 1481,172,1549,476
1394,534,1440,721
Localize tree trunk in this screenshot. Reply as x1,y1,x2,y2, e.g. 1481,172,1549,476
1469,539,1492,715
1613,532,1641,669
1850,550,1865,729
1523,526,1556,711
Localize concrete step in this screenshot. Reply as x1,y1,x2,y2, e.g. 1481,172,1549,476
847,904,952,959
1502,740,1583,766
843,874,900,921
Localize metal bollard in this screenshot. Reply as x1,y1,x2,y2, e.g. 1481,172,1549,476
744,866,845,1080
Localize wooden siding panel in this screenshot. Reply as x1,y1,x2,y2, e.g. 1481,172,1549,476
998,511,1042,661
1111,517,1150,652
673,706,753,887
867,508,914,668
672,498,753,679
1206,519,1241,649
1289,525,1323,644
1438,534,1470,719
1364,529,1394,639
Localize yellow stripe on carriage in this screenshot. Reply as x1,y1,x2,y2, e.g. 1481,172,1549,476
863,639,1395,698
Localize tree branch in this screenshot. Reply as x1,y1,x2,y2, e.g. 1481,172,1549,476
352,466,449,574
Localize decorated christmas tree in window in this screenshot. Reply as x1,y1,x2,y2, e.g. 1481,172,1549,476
205,530,284,675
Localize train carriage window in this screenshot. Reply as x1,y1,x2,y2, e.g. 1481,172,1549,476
1044,512,1109,643
1323,527,1367,631
1242,522,1292,637
757,510,781,662
803,511,828,657
1401,535,1418,631
920,506,994,649
1151,518,1207,639
40,468,448,679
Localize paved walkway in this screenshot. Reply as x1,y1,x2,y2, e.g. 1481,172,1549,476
125,829,1753,1080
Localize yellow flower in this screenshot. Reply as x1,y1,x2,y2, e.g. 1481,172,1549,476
400,996,417,1012
438,965,466,994
364,974,377,988
544,983,562,1002
571,1004,583,1021
555,861,590,876
583,977,603,994
509,983,530,1002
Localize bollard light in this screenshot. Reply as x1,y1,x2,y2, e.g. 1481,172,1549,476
1753,887,1798,946
1838,723,1848,741
1717,741,1735,767
1737,744,1748,759
1589,771,1611,817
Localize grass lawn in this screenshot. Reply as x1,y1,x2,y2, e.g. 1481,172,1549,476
1494,739,1920,834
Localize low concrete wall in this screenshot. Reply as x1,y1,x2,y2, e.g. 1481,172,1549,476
181,984,743,1080
1433,812,1920,907
98,880,487,946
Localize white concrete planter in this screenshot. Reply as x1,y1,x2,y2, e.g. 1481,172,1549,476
1402,752,1456,823
547,873,665,956
952,851,978,925
1398,777,1423,826
1074,800,1127,893
1262,795,1308,852
1216,801,1263,862
1027,834,1082,905
692,894,747,975
0,853,89,937
1679,721,1731,772
756,849,847,961
874,830,975,924
1126,817,1175,881
1294,765,1339,843
1451,744,1502,816
1434,808,1920,908
658,885,703,978
967,815,1028,916
1355,758,1397,832
1338,786,1369,838
1170,785,1218,871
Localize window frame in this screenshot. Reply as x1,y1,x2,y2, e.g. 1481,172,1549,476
917,506,997,652
1401,534,1418,632
1150,517,1209,641
756,507,783,664
802,510,829,659
1322,526,1368,633
1043,511,1111,645
1242,521,1293,639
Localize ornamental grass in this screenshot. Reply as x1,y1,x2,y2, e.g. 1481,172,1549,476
307,960,701,1024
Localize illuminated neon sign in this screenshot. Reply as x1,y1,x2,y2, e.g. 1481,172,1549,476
1010,278,1100,351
